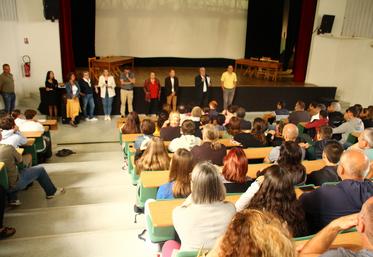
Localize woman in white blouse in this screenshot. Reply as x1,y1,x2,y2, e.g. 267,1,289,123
65,72,81,127
97,69,116,120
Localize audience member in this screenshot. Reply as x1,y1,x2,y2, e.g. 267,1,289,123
327,101,344,128
208,100,219,119
309,102,322,122
134,119,155,150
160,111,181,141
135,137,170,175
288,100,311,124
79,71,97,121
236,106,252,130
98,69,116,120
120,112,140,134
200,114,211,126
119,67,136,117
195,67,211,107
220,65,237,110
156,148,194,199
207,209,296,257
0,64,16,113
355,128,373,160
162,162,235,257
212,114,226,132
168,120,201,152
155,110,169,136
221,147,252,193
191,124,226,166
333,106,364,145
274,100,290,121
230,117,269,148
19,109,44,132
0,116,27,148
65,72,81,127
270,121,285,146
0,185,16,239
303,109,329,133
299,197,373,257
300,149,373,233
313,125,337,160
354,104,363,117
11,110,25,127
223,105,238,126
189,106,203,138
178,105,189,124
306,141,343,186
44,70,58,118
361,106,373,129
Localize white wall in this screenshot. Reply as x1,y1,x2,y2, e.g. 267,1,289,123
306,0,373,107
95,0,248,59
0,0,62,99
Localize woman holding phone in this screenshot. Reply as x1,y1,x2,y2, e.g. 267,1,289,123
97,69,116,120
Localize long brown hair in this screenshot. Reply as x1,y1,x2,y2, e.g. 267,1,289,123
222,147,248,183
277,141,306,185
247,165,308,237
217,209,295,257
135,137,170,175
121,112,140,134
251,117,267,145
169,148,194,198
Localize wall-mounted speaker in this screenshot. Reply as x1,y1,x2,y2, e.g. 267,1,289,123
43,0,60,22
318,15,335,35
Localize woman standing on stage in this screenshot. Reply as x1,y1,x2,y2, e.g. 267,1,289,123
45,71,59,119
97,69,116,120
144,72,161,115
65,72,81,127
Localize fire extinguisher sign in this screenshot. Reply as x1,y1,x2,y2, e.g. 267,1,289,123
22,55,31,77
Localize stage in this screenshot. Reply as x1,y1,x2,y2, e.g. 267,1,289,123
39,67,337,115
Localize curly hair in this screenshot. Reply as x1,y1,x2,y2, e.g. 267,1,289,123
217,209,295,257
247,165,308,237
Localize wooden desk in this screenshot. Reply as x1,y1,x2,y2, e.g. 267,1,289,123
122,133,142,143
235,58,282,81
91,56,134,81
16,148,24,155
39,120,58,130
21,131,43,138
148,195,240,228
217,138,241,148
243,147,273,160
295,232,362,251
141,170,169,188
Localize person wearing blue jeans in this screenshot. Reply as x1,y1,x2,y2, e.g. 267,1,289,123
0,64,16,113
79,71,97,121
98,69,116,120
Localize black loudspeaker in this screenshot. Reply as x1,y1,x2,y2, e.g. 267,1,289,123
43,0,60,21
318,15,335,34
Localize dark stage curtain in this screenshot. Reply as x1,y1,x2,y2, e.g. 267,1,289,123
71,0,96,68
59,0,75,81
293,0,317,82
245,0,284,59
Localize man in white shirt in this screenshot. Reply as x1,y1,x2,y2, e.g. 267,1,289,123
19,109,45,133
195,67,211,107
0,116,27,148
168,120,202,152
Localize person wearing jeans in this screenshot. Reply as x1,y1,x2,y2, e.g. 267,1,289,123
119,67,135,117
79,71,97,121
98,69,116,120
0,185,16,239
220,65,237,111
0,64,16,114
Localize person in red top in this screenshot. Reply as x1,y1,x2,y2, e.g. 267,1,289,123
303,110,329,139
144,72,161,114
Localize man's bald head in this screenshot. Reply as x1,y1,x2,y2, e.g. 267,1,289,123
360,197,373,245
338,149,370,180
283,123,299,142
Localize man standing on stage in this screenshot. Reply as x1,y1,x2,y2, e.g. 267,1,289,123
221,65,237,111
194,67,211,107
0,64,16,114
119,67,136,117
164,69,179,111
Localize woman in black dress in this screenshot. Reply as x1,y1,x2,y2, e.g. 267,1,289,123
45,71,58,118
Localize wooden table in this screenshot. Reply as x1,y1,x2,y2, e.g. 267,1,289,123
217,138,241,148
235,58,282,81
295,232,362,251
21,131,43,138
242,147,273,160
91,56,134,81
39,120,58,130
16,148,24,155
121,133,142,143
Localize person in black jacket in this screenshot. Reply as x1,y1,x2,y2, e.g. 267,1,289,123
164,69,179,112
194,67,211,108
78,71,97,121
327,101,344,128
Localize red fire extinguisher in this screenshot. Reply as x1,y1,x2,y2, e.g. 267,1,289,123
22,55,31,77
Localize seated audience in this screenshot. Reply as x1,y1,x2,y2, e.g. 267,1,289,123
299,197,373,257
223,105,238,125
229,117,269,148
160,111,181,141
221,147,252,193
288,100,311,124
236,164,308,237
206,209,296,257
327,101,344,128
277,141,307,185
18,109,44,132
208,100,219,120
0,185,16,239
168,120,202,152
361,106,373,128
274,100,290,121
135,137,170,175
191,124,226,166
189,106,203,138
162,162,235,256
333,106,365,146
200,114,211,126
178,105,189,124
354,104,363,117
212,114,226,132
11,109,26,127
0,116,27,148
265,123,304,163
134,119,155,150
156,148,194,199
300,149,373,233
355,128,373,160
306,141,343,186
270,121,285,147
120,112,140,134
313,125,338,160
309,102,326,122
155,110,169,136
236,107,251,130
303,109,329,133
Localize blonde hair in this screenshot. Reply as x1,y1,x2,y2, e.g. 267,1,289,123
191,162,226,204
217,209,295,257
191,106,202,118
203,124,222,150
136,137,170,175
169,111,180,126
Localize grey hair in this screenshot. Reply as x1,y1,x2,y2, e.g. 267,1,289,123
363,128,373,148
339,149,370,178
330,102,341,112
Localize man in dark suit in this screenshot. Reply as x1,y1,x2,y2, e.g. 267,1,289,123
194,67,211,107
164,69,179,111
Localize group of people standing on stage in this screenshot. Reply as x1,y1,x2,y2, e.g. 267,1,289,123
42,65,238,127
